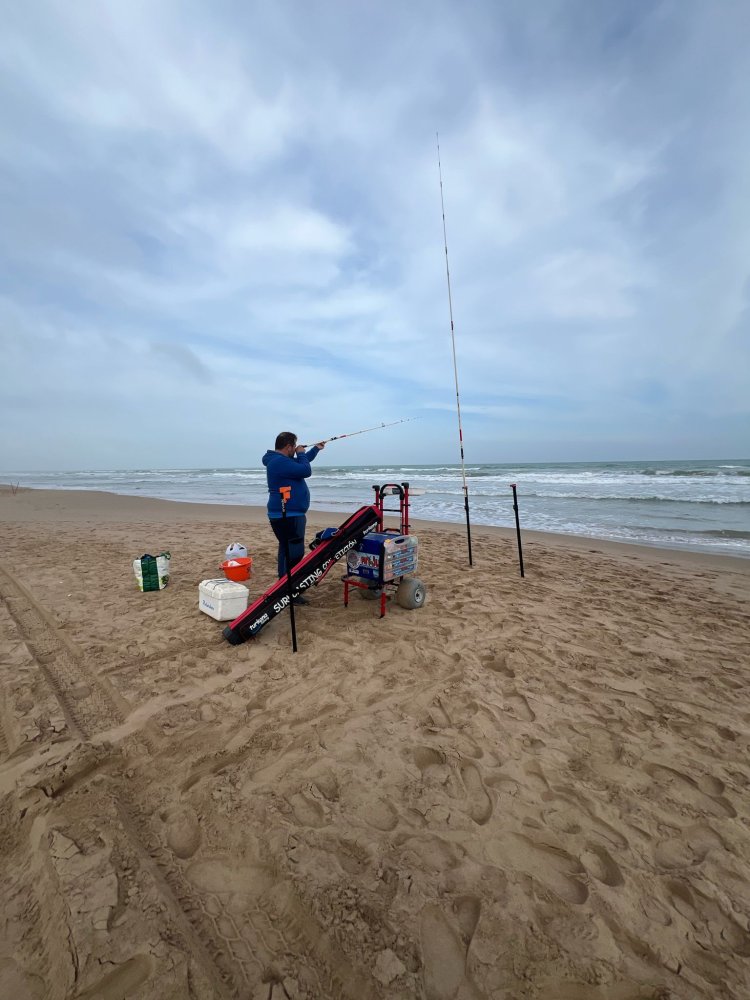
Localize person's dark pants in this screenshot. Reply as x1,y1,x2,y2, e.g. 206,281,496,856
270,515,306,578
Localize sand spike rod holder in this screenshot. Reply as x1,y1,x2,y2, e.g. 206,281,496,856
510,483,525,578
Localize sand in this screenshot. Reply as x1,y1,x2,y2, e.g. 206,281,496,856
1,485,749,1000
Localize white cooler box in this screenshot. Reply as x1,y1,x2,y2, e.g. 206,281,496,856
199,579,249,621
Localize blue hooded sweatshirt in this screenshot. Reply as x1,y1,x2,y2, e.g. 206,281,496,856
263,446,321,518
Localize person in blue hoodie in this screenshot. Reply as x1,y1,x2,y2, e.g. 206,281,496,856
262,431,325,602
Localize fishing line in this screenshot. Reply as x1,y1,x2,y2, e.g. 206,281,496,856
299,417,414,448
437,132,473,566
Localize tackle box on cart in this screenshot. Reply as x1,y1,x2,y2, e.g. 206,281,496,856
346,532,418,583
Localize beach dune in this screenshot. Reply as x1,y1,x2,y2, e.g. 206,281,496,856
1,486,749,999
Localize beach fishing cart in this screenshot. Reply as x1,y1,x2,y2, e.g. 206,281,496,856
342,483,427,618
223,482,426,645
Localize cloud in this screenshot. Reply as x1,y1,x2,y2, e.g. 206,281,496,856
150,341,213,383
0,0,748,469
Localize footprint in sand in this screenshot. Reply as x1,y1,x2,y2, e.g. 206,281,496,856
653,838,697,869
74,955,155,1000
588,816,629,852
198,703,217,722
310,769,340,802
186,857,276,897
654,823,725,869
481,653,516,678
455,735,485,760
696,774,726,796
459,762,493,825
427,699,452,729
542,798,629,851
0,957,44,1000
395,833,466,873
522,761,549,794
579,843,624,887
717,725,737,742
245,692,268,713
288,791,327,828
643,762,736,818
664,877,701,923
540,983,663,1000
305,760,341,802
161,806,202,859
361,797,399,831
640,893,673,927
662,878,750,958
502,691,536,722
413,746,448,781
686,823,726,858
309,834,372,875
453,895,481,947
420,904,466,1000
486,775,522,804
541,800,583,835
487,832,588,904
331,838,371,876
522,735,546,753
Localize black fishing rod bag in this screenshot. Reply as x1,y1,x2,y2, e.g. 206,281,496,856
223,504,380,644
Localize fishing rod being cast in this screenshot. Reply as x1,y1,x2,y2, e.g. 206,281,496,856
299,417,414,449
437,132,473,567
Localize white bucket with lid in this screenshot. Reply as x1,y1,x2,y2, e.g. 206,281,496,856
225,542,248,560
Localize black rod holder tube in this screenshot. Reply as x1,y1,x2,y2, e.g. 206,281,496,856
510,483,524,578
280,488,298,652
464,494,474,567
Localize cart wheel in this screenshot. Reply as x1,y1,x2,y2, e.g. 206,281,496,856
361,587,383,601
396,578,426,610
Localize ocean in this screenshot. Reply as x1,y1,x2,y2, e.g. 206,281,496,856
5,459,749,558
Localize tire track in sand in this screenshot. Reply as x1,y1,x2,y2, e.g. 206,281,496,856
0,710,9,761
115,792,373,1000
0,564,126,741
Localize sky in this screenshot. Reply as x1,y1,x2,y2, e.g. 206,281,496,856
1,0,748,470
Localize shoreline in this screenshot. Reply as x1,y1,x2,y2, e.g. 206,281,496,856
1,484,748,573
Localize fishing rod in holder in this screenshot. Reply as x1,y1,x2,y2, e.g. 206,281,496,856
437,132,473,567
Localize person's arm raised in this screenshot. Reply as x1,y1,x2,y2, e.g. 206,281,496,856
279,453,312,478
305,442,325,462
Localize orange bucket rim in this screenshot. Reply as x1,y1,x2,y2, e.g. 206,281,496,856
221,556,252,581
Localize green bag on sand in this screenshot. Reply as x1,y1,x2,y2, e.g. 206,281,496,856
133,552,171,592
